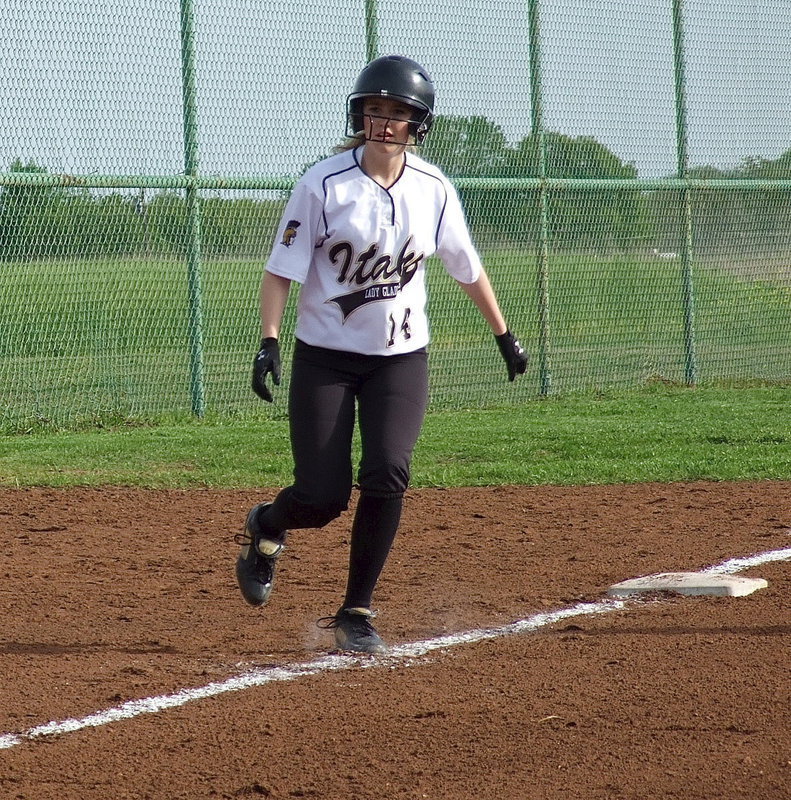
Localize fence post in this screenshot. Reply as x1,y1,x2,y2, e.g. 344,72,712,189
672,0,698,386
180,0,206,416
364,0,379,62
528,0,552,396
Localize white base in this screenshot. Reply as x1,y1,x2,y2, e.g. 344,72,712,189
607,571,768,598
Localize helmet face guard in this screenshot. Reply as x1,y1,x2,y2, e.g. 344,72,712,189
346,55,435,145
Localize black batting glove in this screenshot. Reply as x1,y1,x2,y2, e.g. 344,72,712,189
495,330,528,382
251,337,281,402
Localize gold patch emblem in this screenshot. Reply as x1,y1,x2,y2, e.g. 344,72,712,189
281,219,301,247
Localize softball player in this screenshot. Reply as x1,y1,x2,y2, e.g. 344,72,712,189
236,55,528,654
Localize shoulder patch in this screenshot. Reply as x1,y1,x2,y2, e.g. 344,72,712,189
281,220,301,247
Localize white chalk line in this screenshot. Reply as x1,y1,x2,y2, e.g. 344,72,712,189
702,546,791,574
1,544,789,752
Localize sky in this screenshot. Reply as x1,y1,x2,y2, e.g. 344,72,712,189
0,0,789,180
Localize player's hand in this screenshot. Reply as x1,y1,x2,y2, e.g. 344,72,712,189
251,337,281,402
495,330,528,381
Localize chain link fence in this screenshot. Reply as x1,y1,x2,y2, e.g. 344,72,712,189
1,0,789,430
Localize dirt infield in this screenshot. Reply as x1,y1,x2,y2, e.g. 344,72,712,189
1,481,789,800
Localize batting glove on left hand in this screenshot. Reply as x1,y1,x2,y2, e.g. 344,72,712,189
495,330,528,382
251,337,281,402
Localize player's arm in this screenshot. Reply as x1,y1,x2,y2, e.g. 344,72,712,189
456,267,507,336
251,172,321,401
251,272,293,403
457,268,528,383
260,271,292,339
437,179,528,381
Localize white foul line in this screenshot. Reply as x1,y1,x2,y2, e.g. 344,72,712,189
702,547,791,574
1,544,789,751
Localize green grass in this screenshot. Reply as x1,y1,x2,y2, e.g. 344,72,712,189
1,251,790,430
1,385,788,488
1,254,789,487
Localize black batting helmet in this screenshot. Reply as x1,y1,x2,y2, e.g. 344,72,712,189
346,55,435,144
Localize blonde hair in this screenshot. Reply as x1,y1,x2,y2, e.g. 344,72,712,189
332,134,366,154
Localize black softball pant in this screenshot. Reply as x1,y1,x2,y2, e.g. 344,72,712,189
256,340,429,608
260,339,429,533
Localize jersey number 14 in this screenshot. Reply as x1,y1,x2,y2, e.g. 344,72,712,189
387,308,412,348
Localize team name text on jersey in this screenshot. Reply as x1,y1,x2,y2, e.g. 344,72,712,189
329,236,424,289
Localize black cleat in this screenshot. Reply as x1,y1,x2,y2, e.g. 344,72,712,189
318,607,388,654
234,504,285,607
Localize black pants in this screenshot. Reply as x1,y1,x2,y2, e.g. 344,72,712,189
258,340,429,608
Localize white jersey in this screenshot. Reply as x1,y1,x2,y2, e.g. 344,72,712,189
265,146,482,355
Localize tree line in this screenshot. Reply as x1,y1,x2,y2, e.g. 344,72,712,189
421,116,791,255
0,160,285,260
1,117,790,261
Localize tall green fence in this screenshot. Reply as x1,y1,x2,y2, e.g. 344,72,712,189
1,0,789,430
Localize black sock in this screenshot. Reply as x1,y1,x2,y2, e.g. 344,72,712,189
343,494,403,610
251,502,287,544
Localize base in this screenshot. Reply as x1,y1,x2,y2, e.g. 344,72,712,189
606,571,768,598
